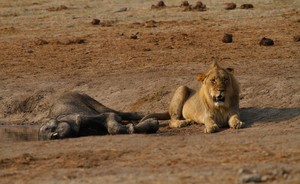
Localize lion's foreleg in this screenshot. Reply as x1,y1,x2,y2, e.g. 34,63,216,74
169,119,193,128
228,114,245,129
169,86,190,128
203,118,220,133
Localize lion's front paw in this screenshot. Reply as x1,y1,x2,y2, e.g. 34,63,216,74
204,124,220,133
229,114,245,129
235,120,245,129
169,120,191,128
229,119,245,129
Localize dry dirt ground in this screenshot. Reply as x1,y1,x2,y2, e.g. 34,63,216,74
0,0,300,183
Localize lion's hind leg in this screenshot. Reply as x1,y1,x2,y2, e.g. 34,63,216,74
168,85,191,128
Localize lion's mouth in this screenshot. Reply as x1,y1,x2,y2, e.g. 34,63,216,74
213,96,225,106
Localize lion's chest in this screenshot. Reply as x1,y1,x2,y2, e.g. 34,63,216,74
211,109,230,127
182,93,230,127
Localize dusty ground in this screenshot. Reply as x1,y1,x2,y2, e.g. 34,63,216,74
0,0,300,183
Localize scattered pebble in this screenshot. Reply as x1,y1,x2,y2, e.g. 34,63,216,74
91,19,100,25
240,4,254,9
238,168,253,175
181,1,190,7
115,7,128,13
145,20,157,28
47,5,68,11
193,1,207,11
100,20,114,27
151,1,166,9
259,37,274,46
56,38,86,45
35,39,49,45
143,48,151,51
293,35,300,42
239,174,262,183
222,33,233,43
224,3,236,10
130,32,139,39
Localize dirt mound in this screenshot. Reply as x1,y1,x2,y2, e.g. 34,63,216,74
0,90,54,123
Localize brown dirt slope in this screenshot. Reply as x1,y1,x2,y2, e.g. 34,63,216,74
0,0,299,183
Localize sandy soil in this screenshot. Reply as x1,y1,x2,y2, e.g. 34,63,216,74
0,0,300,183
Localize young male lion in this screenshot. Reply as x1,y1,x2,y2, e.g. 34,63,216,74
143,62,245,133
38,92,159,140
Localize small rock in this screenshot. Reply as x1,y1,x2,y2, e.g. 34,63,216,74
259,37,274,46
91,19,100,25
151,1,166,9
130,32,139,39
293,35,300,42
75,39,85,44
47,5,68,11
181,1,190,7
193,1,207,11
100,20,113,27
145,20,157,28
56,38,86,45
240,4,254,9
115,7,128,13
222,33,233,43
35,39,49,45
239,174,262,183
238,168,253,175
224,3,236,10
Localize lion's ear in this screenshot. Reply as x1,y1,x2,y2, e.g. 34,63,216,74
226,67,234,73
195,73,207,82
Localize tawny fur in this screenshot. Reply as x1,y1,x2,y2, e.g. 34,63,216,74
143,62,245,133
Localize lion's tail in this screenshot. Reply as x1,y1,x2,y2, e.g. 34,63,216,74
140,112,170,122
117,112,144,121
118,112,170,122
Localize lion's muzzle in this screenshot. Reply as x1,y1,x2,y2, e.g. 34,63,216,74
213,90,225,106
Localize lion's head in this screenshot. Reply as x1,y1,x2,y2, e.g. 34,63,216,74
196,62,240,109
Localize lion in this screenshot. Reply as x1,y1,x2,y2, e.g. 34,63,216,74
38,92,159,140
142,62,245,133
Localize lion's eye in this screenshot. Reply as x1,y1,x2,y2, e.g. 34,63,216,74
211,79,215,83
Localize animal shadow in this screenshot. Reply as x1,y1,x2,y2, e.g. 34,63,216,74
240,107,300,127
